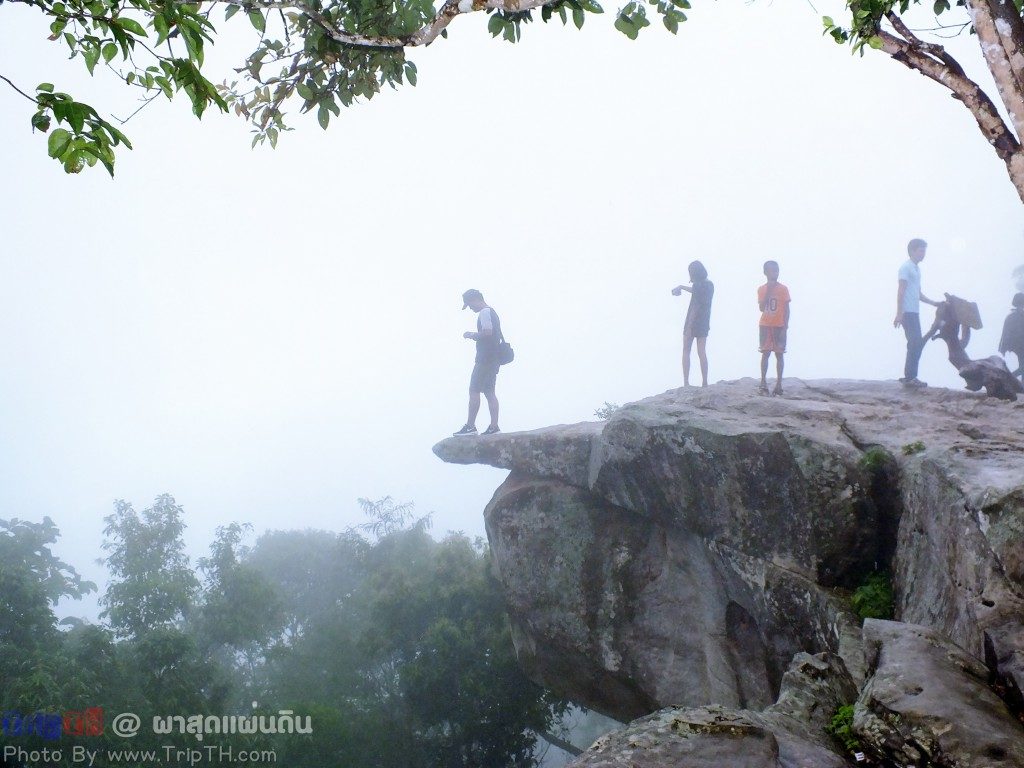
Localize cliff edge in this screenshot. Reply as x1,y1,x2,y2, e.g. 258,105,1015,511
434,379,1024,765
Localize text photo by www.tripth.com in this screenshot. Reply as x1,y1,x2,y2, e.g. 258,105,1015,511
1,707,306,766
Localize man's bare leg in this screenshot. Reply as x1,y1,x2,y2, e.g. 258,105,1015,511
467,391,481,428
484,391,499,430
774,353,785,395
760,351,771,392
696,337,708,387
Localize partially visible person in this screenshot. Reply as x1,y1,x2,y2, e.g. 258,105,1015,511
672,260,714,387
453,289,501,437
893,238,939,388
999,292,1024,381
757,260,790,396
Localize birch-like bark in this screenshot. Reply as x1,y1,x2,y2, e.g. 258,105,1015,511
880,11,1024,204
966,0,1024,142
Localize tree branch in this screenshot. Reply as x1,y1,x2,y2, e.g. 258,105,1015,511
877,26,1019,162
201,0,554,49
885,11,966,76
0,73,39,104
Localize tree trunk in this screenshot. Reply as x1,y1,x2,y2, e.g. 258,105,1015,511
878,6,1024,204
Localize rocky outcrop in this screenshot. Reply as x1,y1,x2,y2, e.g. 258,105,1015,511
434,379,1024,727
854,620,1024,767
567,652,856,768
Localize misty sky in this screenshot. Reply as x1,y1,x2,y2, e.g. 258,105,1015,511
1,1,1022,617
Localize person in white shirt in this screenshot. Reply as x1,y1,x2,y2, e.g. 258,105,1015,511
453,289,501,436
893,238,939,388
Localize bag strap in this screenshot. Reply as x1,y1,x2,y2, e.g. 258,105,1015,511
494,308,507,344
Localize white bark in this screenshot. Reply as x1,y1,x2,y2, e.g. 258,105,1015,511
880,11,1024,204
966,0,1024,143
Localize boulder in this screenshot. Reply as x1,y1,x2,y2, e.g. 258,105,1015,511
434,379,1024,720
567,652,856,768
853,620,1024,767
566,706,848,768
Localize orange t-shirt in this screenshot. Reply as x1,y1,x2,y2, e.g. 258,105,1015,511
758,283,791,328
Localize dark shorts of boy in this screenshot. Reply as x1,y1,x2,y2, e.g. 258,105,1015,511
470,360,500,393
685,318,710,339
759,326,787,354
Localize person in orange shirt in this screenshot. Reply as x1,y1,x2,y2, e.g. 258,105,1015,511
757,260,791,396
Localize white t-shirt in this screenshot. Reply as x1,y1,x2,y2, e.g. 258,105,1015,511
478,307,494,333
898,259,921,314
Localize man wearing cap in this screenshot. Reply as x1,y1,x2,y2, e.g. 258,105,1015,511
453,289,501,436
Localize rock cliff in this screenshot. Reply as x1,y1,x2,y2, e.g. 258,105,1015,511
434,379,1024,764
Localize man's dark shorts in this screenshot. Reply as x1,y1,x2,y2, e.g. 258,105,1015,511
470,361,499,394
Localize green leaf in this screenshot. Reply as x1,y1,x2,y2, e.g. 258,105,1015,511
225,4,241,19
84,46,100,75
317,103,330,129
117,18,147,37
102,42,118,63
31,113,52,132
663,13,677,33
867,34,883,49
105,124,133,148
153,14,170,43
155,76,173,99
249,10,266,33
36,83,55,93
487,13,504,36
572,6,585,29
63,151,85,174
47,128,72,159
66,103,87,133
296,82,314,101
614,14,637,39
405,63,417,87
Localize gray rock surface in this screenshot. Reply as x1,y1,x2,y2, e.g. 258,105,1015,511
434,379,1024,721
566,706,849,768
854,620,1024,767
567,653,855,768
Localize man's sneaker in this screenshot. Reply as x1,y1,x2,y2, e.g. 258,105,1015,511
453,424,478,436
902,378,928,388
482,425,500,435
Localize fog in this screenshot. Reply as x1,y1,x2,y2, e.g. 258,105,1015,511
1,0,1021,617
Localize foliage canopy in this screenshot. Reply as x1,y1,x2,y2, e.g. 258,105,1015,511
10,0,1024,201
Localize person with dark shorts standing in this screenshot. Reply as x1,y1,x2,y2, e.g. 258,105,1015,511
672,260,714,387
894,238,938,388
758,260,790,396
453,289,501,436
